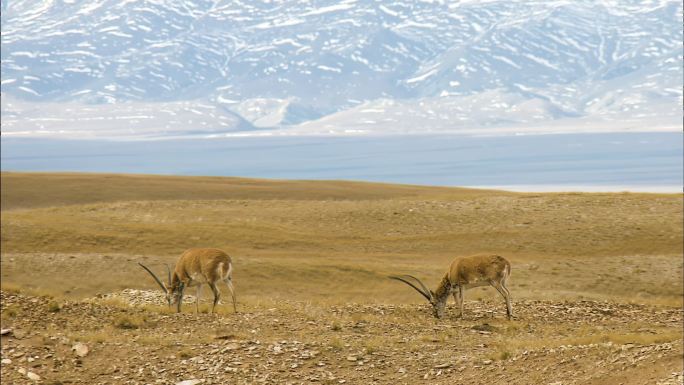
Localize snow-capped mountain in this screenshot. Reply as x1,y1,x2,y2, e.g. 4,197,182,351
1,0,681,138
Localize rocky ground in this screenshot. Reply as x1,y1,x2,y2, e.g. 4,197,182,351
1,290,682,385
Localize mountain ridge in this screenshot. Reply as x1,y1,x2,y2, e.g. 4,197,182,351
1,0,681,138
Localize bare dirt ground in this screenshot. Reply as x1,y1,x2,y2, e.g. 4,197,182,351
1,289,682,385
1,172,682,384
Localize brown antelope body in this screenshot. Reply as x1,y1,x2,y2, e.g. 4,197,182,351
390,254,512,319
139,248,237,314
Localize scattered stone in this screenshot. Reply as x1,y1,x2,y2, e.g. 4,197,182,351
27,371,41,381
72,342,89,357
0,329,11,336
86,289,197,306
1,288,683,384
176,380,204,385
12,330,26,339
221,343,239,352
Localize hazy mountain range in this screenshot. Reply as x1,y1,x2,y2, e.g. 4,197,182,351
1,0,682,139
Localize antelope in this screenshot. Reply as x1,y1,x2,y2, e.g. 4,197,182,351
390,254,512,319
139,248,237,314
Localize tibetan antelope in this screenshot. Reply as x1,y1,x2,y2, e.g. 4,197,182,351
139,248,237,314
390,254,512,319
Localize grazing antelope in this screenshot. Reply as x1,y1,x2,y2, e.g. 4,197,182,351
390,255,512,319
139,248,237,314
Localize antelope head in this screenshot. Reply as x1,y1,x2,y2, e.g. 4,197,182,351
389,275,446,318
138,263,181,308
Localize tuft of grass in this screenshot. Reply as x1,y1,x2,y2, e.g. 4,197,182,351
363,337,384,354
139,304,174,314
72,331,110,344
47,301,62,312
113,314,147,329
0,282,23,294
98,297,130,308
178,349,194,359
494,350,512,361
1,282,57,299
496,329,683,355
328,336,344,351
137,335,169,346
2,306,18,319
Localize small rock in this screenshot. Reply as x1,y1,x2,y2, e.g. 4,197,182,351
434,363,451,369
482,360,493,365
0,329,11,336
346,356,357,362
1,359,11,365
18,368,27,375
176,380,204,385
13,330,26,339
72,342,89,357
27,371,40,381
221,343,239,352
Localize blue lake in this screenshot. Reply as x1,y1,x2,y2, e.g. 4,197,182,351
1,132,682,191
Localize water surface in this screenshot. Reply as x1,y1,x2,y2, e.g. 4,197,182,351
2,133,682,192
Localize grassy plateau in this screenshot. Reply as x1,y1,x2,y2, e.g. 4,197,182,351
0,171,682,385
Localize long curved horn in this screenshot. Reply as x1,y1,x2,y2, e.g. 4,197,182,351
138,263,168,294
165,264,172,285
402,275,433,301
389,275,432,302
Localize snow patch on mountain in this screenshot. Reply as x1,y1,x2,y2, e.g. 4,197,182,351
1,0,681,138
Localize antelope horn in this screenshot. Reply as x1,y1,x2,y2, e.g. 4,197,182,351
389,275,432,302
401,274,433,301
138,263,168,294
165,264,172,285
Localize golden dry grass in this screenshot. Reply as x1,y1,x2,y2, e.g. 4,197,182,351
1,172,682,308
0,171,494,210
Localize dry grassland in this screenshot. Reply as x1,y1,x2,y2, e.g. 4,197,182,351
0,172,682,385
1,172,681,305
